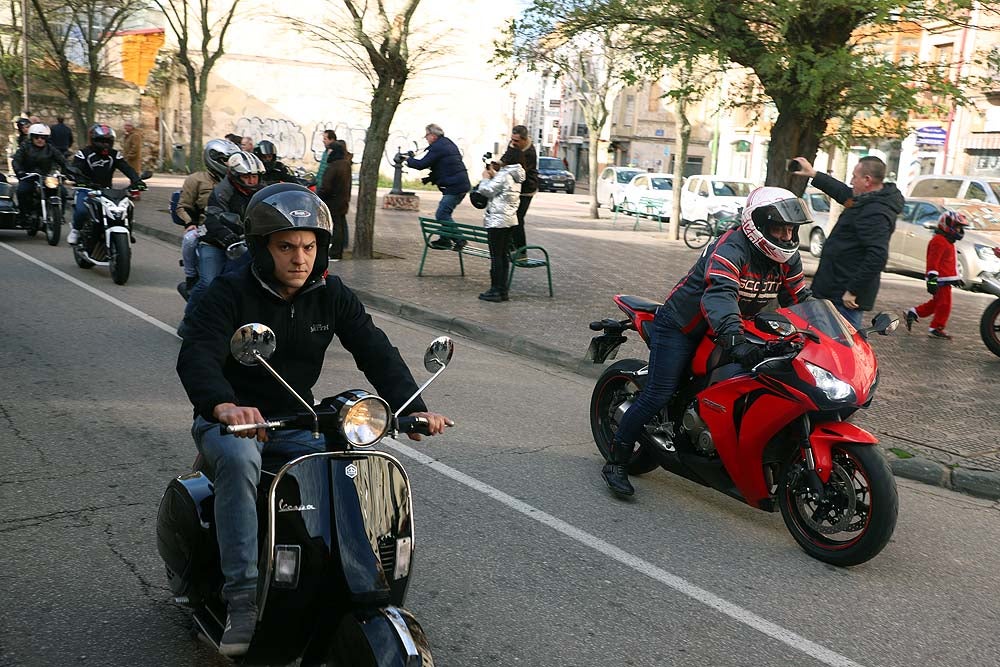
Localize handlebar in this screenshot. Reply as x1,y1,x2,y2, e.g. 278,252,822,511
397,415,432,436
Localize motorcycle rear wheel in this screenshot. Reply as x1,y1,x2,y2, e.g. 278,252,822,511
778,443,897,567
590,358,659,475
683,220,713,250
109,233,131,284
979,299,1000,358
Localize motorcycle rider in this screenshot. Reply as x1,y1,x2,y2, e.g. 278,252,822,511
602,186,813,497
14,117,31,148
177,150,265,337
174,138,240,299
12,123,73,228
253,140,296,185
176,183,451,656
68,124,145,245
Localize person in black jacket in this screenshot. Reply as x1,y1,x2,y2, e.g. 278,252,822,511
792,156,904,329
601,187,813,497
176,183,451,655
68,124,144,245
253,140,296,185
12,123,73,227
406,123,471,249
509,125,538,256
50,116,73,155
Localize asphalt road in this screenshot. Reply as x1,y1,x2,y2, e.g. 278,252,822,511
1,230,999,666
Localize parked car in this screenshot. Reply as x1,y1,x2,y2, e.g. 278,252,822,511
597,166,644,209
885,197,1000,290
907,175,1000,205
680,175,755,224
537,157,575,193
799,188,833,257
617,172,675,218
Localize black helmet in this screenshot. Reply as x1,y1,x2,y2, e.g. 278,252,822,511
245,183,333,281
254,140,277,157
90,124,116,153
469,186,488,209
14,117,30,131
203,138,240,180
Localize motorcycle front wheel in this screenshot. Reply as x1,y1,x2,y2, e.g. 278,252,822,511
683,220,713,250
45,204,62,246
979,299,1000,358
590,358,658,475
109,233,131,284
778,443,897,567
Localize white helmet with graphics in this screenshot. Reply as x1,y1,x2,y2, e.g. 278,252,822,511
28,123,51,138
226,150,266,195
740,186,812,264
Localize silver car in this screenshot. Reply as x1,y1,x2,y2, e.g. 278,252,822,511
885,197,1000,290
799,189,833,257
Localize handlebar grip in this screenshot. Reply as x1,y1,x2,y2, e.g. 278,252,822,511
221,420,283,435
397,416,432,436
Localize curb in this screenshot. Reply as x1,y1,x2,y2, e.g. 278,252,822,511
133,222,1000,501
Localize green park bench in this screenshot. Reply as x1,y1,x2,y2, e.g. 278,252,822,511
417,217,553,297
612,195,667,232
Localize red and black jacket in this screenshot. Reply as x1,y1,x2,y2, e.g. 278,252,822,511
660,229,812,339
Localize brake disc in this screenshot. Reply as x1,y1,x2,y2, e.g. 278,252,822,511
795,463,857,534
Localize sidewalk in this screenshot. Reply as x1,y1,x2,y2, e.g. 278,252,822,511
135,177,1000,500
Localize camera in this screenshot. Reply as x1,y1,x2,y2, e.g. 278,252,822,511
482,151,494,164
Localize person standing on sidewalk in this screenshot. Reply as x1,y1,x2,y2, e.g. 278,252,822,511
406,123,471,249
905,210,968,339
791,156,903,329
50,116,73,156
475,147,525,302
317,139,353,260
509,125,538,258
122,122,142,172
314,129,336,185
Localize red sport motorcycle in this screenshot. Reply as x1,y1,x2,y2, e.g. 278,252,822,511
588,296,899,566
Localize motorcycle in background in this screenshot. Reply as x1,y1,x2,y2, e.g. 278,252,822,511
72,170,152,285
588,295,899,566
979,273,1000,357
0,171,68,246
157,324,452,665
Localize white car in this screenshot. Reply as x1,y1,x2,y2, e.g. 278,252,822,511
617,172,676,218
680,175,755,224
597,166,644,209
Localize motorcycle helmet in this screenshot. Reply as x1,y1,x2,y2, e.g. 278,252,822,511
469,186,488,209
245,183,333,281
14,117,30,132
740,186,812,264
226,151,266,195
937,209,968,242
28,123,51,140
254,140,278,165
203,138,240,181
90,124,116,153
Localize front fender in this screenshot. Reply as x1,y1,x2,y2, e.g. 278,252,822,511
809,421,878,482
104,226,129,246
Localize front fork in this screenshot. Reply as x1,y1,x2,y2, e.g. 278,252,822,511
798,414,829,499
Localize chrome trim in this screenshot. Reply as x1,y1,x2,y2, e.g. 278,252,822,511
383,607,420,662
258,450,415,619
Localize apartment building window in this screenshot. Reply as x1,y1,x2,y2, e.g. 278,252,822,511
932,43,955,80
648,82,662,112
624,95,635,127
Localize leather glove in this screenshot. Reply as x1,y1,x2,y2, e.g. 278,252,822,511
220,232,242,249
719,333,765,368
130,180,147,191
926,275,938,295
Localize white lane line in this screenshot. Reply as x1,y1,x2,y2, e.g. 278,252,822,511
388,439,866,667
3,242,862,667
0,242,179,338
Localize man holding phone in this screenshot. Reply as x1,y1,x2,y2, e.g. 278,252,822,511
790,155,903,328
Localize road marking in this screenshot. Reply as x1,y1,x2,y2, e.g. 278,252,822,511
0,242,179,338
388,439,867,667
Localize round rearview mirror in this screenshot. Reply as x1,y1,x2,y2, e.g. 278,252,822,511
423,336,454,373
230,323,277,366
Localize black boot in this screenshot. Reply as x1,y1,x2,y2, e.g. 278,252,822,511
602,440,635,496
478,288,504,302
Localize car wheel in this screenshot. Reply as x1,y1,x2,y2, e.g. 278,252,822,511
956,253,969,289
809,229,826,257
566,184,575,194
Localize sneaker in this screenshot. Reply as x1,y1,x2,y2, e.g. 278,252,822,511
429,238,452,250
452,239,468,251
905,309,917,332
478,288,504,302
219,591,257,657
929,328,952,340
66,229,79,244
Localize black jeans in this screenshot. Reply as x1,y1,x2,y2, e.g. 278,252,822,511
487,227,513,292
511,194,533,251
330,213,347,259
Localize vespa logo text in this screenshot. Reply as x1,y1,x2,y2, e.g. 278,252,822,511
278,499,316,513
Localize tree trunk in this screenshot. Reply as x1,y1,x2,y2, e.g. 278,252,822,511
588,131,600,218
669,95,691,241
354,76,405,259
765,107,827,195
187,91,205,174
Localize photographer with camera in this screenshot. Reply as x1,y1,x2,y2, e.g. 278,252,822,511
406,123,471,249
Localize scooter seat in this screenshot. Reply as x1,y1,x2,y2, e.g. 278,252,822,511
618,295,661,313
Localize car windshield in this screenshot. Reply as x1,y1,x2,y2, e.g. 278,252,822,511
785,299,855,347
808,193,830,212
539,158,564,171
712,181,753,197
617,169,642,183
650,177,673,190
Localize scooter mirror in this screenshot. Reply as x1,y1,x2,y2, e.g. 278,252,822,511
423,336,454,373
230,323,277,366
869,312,899,336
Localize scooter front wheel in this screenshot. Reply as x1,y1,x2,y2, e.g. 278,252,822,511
590,358,659,475
778,443,897,567
979,299,1000,358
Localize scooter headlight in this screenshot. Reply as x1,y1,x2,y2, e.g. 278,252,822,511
805,361,856,402
340,394,390,447
44,175,59,189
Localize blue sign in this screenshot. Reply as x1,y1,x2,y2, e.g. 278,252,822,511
916,126,947,146
654,129,665,137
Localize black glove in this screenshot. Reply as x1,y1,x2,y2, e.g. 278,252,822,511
220,233,242,250
720,333,765,368
130,180,147,191
926,275,938,295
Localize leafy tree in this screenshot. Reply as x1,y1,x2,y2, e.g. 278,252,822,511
519,0,971,193
0,0,25,117
153,0,244,172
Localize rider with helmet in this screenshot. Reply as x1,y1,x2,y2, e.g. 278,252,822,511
904,210,969,339
176,183,451,656
601,186,814,497
11,123,73,227
174,138,240,299
177,150,265,336
253,140,295,185
68,124,145,245
14,117,31,148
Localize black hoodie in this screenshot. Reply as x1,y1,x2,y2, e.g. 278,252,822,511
810,172,905,311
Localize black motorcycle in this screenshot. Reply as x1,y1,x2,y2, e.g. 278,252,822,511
157,324,452,665
979,273,1000,357
0,171,68,245
72,170,152,284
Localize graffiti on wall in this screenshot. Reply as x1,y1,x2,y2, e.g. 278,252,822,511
235,116,308,160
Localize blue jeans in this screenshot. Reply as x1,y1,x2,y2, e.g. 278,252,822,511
183,244,251,320
181,229,199,279
73,188,89,229
614,312,699,447
834,302,864,330
193,416,328,597
435,192,466,222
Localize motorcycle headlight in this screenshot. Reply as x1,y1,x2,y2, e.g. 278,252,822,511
340,395,390,446
44,176,59,189
805,361,856,402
